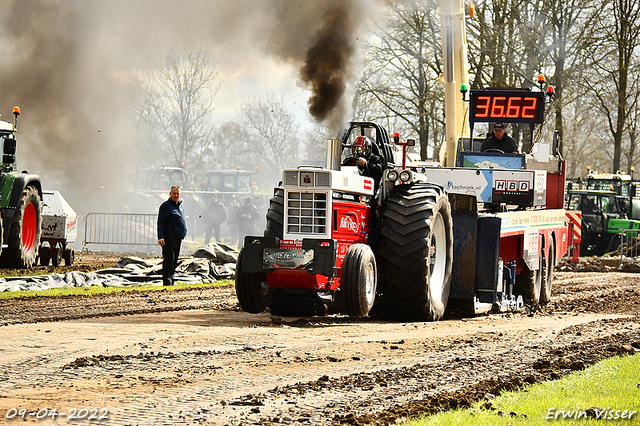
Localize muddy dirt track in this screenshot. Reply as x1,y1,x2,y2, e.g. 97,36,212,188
0,261,639,425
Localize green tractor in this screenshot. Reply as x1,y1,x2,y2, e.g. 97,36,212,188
567,188,640,256
583,171,640,219
565,189,627,256
0,107,42,268
566,171,640,256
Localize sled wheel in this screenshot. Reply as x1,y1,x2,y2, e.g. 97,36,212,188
39,246,50,266
341,244,377,318
264,188,284,238
51,247,62,267
63,248,75,266
539,239,555,304
378,183,453,321
235,248,269,313
515,252,543,305
1,186,42,268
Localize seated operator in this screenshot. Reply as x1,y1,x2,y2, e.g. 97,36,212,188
581,196,599,214
344,135,384,189
480,122,518,153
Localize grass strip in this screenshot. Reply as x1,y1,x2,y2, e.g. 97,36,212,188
0,280,233,300
405,353,640,426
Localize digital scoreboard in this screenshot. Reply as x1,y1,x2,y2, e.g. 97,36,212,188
469,90,545,124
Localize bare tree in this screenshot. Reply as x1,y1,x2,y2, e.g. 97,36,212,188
539,0,595,154
204,121,244,170
132,73,163,167
583,0,640,173
356,1,444,160
623,63,640,173
301,119,330,166
346,0,640,178
135,47,220,175
237,94,301,182
468,0,528,88
562,88,611,176
467,0,552,151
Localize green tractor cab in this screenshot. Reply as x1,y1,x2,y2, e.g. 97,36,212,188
566,189,640,256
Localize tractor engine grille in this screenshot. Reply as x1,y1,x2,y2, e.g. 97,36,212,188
286,191,328,235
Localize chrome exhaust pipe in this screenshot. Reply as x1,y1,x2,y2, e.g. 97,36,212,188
327,139,342,171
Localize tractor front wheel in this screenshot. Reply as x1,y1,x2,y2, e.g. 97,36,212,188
1,186,41,268
235,248,269,314
341,244,377,318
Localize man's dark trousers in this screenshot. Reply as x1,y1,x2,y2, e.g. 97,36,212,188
162,238,182,286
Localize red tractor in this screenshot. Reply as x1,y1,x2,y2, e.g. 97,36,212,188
235,0,577,320
236,122,454,320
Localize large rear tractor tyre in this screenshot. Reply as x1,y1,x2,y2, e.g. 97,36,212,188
539,240,555,305
341,244,377,318
378,184,453,321
264,188,284,238
515,253,543,305
235,248,269,314
2,186,42,268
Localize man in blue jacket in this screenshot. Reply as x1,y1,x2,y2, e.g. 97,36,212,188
157,185,187,286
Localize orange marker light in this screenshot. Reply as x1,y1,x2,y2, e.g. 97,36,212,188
465,2,475,18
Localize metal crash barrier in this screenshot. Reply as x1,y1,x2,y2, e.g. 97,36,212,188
83,213,158,251
618,229,640,266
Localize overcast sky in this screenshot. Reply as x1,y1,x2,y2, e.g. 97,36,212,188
0,0,383,215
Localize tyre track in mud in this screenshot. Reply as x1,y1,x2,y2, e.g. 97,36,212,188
0,271,639,425
0,285,238,326
203,317,640,426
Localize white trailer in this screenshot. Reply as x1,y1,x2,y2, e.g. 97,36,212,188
39,190,77,266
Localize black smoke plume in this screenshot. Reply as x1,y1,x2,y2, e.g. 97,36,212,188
262,0,368,129
300,4,356,122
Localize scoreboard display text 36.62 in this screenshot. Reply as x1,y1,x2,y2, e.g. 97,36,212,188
469,90,545,124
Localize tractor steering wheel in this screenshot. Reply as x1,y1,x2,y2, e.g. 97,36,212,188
342,156,360,166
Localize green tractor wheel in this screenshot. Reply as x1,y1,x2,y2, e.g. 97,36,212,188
1,186,42,268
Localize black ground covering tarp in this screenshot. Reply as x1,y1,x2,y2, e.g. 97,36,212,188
0,243,238,293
